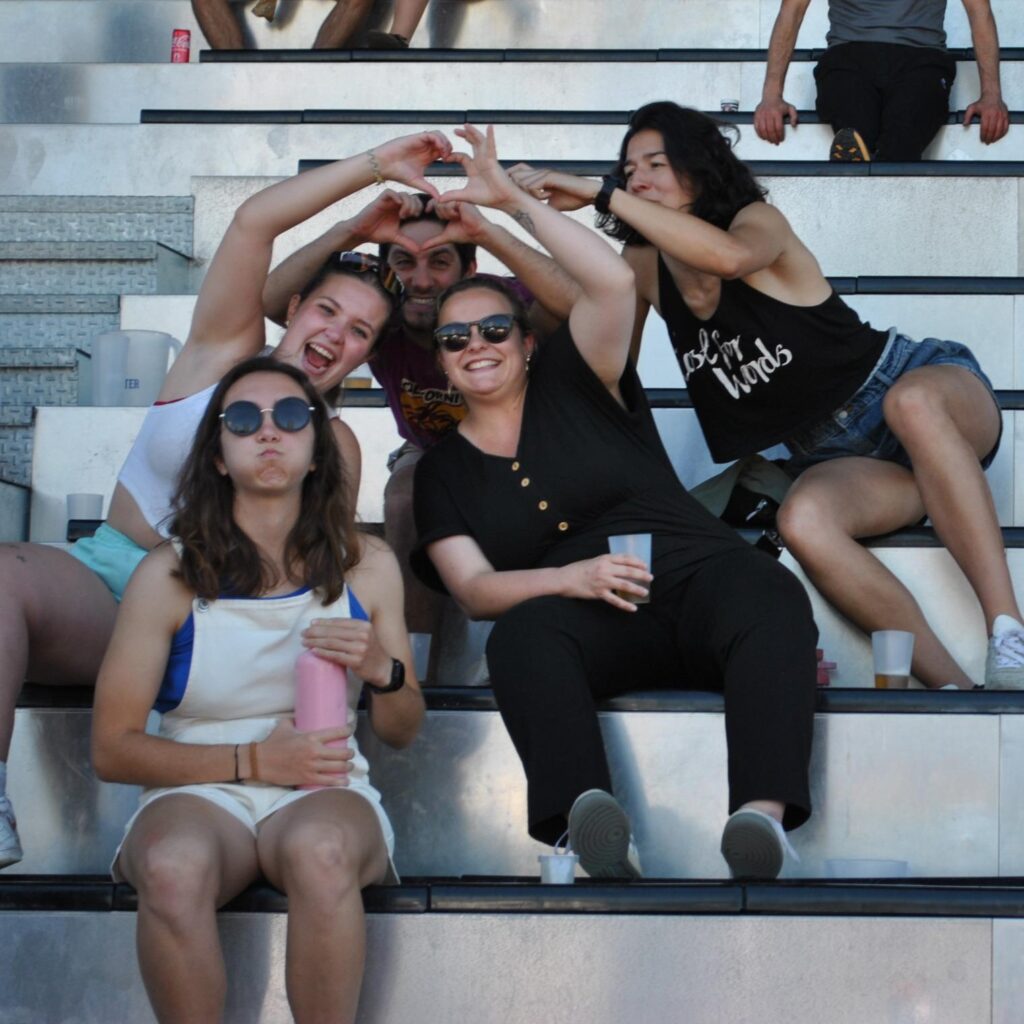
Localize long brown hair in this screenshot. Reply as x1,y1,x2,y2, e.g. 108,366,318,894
168,357,358,603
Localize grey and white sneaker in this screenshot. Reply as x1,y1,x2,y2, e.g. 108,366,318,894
985,629,1024,690
0,797,23,869
720,809,797,880
568,789,642,880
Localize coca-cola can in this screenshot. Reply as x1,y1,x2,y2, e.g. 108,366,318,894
171,29,191,63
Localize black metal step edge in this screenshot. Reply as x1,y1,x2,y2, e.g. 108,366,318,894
199,47,1024,64
141,107,1024,126
298,157,1024,177
20,685,1024,714
6,875,1024,919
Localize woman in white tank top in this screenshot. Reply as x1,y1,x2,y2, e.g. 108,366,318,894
92,358,424,1024
0,131,452,870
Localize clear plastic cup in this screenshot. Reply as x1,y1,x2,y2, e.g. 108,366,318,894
608,533,652,605
538,852,579,884
871,630,914,689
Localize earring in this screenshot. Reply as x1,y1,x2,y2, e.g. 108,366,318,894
525,353,532,373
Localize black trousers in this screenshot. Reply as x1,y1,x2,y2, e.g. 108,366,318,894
814,41,956,160
486,546,818,846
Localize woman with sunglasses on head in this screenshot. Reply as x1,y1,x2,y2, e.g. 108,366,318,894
412,125,818,881
0,132,448,871
508,101,1023,692
93,356,423,1024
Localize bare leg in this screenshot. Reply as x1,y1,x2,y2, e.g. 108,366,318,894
881,365,1020,628
389,0,430,41
777,457,975,687
313,0,374,49
257,790,389,1024
190,0,245,49
384,450,446,639
0,543,118,759
117,795,260,1024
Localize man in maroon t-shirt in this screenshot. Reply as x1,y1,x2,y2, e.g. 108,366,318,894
264,190,576,663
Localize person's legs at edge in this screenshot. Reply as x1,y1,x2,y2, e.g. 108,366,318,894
0,543,119,866
486,595,678,845
190,0,245,49
368,0,431,47
383,448,447,667
778,362,1013,687
117,795,260,1022
313,0,374,49
257,790,389,1024
815,43,883,157
874,49,955,160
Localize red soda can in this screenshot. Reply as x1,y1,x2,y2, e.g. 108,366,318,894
171,29,191,63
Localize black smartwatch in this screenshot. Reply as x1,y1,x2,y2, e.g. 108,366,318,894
365,657,406,695
594,174,623,215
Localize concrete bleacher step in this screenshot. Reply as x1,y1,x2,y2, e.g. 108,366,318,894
3,874,1023,1023
0,241,191,296
5,56,1024,124
0,293,120,348
2,0,1022,61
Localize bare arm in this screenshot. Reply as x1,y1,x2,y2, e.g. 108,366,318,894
754,0,813,144
263,189,429,326
962,0,1010,144
441,126,635,387
427,534,651,620
92,548,356,789
301,535,424,748
166,133,451,398
331,416,362,504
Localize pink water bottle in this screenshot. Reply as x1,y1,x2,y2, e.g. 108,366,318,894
294,650,348,790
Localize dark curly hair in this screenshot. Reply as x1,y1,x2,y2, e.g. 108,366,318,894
598,101,768,244
168,356,358,604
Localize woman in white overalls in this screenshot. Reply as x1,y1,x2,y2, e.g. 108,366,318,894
92,356,424,1024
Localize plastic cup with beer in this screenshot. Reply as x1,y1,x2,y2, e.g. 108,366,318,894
608,533,652,605
871,630,914,689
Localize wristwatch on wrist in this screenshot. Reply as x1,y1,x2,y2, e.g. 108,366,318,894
365,657,406,695
594,174,623,215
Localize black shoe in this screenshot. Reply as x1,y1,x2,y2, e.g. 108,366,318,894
366,31,410,49
829,128,871,163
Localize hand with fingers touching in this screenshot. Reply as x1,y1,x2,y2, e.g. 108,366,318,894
507,162,601,212
345,189,428,251
558,554,652,612
370,131,453,198
421,198,494,249
302,616,396,691
256,717,355,788
437,124,525,214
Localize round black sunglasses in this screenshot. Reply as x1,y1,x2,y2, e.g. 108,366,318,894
219,397,317,437
434,314,520,353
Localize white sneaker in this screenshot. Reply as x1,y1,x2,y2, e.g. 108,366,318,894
0,797,23,869
985,629,1024,690
568,789,642,880
720,808,797,880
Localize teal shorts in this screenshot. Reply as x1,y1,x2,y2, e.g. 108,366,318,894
68,523,149,602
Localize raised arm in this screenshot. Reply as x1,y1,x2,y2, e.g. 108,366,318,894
440,125,635,387
167,132,451,396
962,0,1010,144
754,0,813,145
426,534,652,620
262,189,429,326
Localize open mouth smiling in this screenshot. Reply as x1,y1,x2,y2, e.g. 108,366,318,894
304,341,336,372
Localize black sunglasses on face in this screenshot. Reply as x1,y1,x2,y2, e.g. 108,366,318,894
434,314,520,353
219,397,316,437
329,250,403,299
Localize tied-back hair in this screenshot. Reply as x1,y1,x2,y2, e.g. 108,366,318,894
598,101,768,244
169,356,358,604
436,276,531,331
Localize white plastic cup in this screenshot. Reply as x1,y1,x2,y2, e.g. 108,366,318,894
608,533,652,605
538,852,579,884
66,493,104,522
871,630,914,689
720,99,740,112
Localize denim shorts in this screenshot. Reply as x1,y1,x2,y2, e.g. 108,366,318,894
783,331,1001,475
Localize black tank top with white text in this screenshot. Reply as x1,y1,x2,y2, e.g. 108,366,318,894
658,256,888,462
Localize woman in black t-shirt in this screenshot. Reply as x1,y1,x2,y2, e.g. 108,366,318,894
413,124,819,882
510,101,1024,692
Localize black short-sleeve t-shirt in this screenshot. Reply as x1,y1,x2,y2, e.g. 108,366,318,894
411,323,748,598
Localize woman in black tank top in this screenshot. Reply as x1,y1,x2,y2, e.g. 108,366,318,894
510,101,1024,691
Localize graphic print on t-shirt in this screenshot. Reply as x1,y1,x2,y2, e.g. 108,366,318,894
679,327,794,400
399,378,466,440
